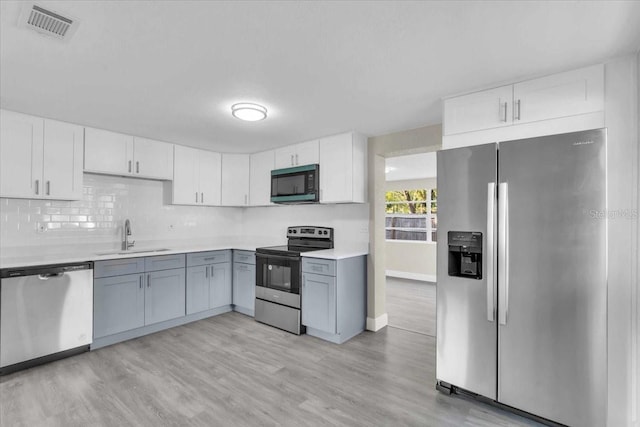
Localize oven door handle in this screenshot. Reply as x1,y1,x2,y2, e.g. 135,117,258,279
255,253,301,262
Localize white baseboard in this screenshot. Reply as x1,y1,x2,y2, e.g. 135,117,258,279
386,269,436,283
366,313,388,332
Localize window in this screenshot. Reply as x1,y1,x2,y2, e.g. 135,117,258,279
385,189,437,242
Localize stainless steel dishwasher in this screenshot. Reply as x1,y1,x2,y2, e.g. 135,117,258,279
0,262,93,374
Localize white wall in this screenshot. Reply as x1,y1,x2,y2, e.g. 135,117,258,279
604,54,639,427
367,124,443,331
0,173,243,254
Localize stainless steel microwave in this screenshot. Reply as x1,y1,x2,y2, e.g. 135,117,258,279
270,164,319,204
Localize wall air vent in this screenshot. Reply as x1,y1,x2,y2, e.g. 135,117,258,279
18,3,79,41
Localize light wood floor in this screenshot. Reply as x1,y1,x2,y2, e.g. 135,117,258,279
1,312,541,426
386,277,436,337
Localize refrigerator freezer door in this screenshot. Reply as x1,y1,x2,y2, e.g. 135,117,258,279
497,129,607,427
436,143,498,399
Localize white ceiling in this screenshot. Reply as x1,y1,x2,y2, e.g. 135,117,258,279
1,1,639,153
386,152,437,181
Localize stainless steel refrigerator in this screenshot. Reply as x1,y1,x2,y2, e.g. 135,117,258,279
436,129,607,427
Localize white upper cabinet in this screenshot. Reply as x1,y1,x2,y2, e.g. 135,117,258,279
319,132,367,204
512,64,604,125
0,110,44,199
42,119,84,200
249,150,275,206
172,145,221,206
84,128,133,175
132,137,174,180
0,110,83,200
443,85,513,135
84,128,173,180
274,139,319,169
172,145,199,205
221,154,249,206
442,64,605,148
198,150,222,206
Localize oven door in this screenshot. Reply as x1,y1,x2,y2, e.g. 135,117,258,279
256,253,301,295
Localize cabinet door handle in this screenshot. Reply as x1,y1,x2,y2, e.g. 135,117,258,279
514,99,521,121
147,274,151,288
35,179,39,195
244,194,248,205
295,154,299,165
290,154,294,166
136,161,139,174
46,181,50,196
201,192,204,204
139,275,142,289
205,266,209,278
500,101,507,122
128,160,132,173
195,192,199,203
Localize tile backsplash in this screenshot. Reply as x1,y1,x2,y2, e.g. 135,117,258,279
0,174,242,250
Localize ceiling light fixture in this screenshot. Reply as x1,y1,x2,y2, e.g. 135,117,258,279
231,103,267,121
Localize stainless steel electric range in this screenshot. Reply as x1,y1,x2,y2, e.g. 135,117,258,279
255,226,334,334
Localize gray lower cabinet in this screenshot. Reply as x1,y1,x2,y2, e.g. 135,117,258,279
94,273,145,338
186,265,209,314
186,250,232,315
301,256,366,344
302,272,336,334
93,254,186,341
232,250,255,316
210,263,232,308
145,268,186,324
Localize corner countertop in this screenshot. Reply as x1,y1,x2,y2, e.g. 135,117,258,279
0,239,369,270
301,244,369,260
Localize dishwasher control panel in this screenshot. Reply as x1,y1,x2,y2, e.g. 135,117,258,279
1,262,93,278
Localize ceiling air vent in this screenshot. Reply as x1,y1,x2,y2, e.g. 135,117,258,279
18,3,79,41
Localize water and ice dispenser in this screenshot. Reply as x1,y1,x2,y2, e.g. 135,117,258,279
447,231,483,280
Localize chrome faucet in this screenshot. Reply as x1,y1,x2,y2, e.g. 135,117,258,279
122,219,135,251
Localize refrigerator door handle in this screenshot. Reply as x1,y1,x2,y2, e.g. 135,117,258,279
486,182,496,322
498,182,509,325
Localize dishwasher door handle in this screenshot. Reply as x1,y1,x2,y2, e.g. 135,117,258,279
38,272,64,280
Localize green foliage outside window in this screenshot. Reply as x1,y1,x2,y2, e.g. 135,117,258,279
385,188,437,242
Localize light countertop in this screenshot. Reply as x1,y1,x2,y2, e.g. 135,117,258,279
0,239,369,269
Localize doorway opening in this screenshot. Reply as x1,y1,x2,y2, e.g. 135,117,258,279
384,152,437,336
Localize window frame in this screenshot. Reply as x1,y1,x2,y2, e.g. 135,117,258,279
385,188,437,243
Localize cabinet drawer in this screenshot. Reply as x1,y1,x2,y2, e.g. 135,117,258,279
145,254,185,272
187,250,231,267
233,250,255,265
94,258,145,278
302,258,336,276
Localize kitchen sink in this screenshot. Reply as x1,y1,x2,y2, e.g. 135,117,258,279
97,248,171,256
